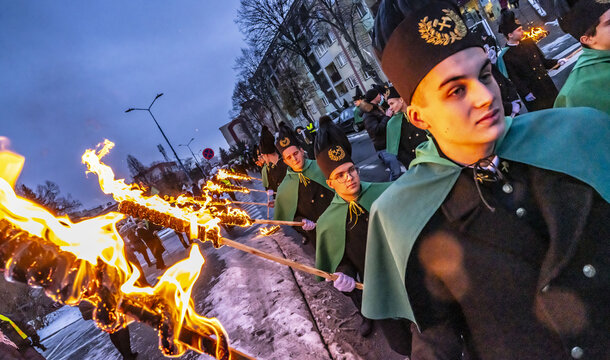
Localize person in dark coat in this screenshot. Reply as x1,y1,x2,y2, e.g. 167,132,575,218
78,302,138,360
363,1,610,359
360,88,402,180
484,43,522,116
259,126,288,193
272,122,334,248
385,87,428,168
135,221,166,270
498,10,566,111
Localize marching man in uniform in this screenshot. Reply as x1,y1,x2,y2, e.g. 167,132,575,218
314,117,412,352
363,1,610,359
272,123,334,247
554,0,610,114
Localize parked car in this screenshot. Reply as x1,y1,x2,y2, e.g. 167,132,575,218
332,107,362,133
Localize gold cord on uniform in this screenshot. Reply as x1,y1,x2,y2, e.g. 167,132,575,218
298,173,311,187
348,200,365,228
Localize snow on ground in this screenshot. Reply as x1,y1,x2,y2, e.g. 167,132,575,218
197,225,330,359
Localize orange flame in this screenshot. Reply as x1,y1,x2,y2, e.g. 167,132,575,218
217,169,252,181
523,27,548,42
0,145,231,359
82,140,220,239
258,226,280,236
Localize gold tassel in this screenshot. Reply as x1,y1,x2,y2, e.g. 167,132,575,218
298,173,311,187
348,201,365,227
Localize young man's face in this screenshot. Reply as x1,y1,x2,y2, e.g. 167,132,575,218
387,98,404,113
407,47,505,164
508,26,524,42
326,162,360,199
354,99,362,106
582,9,610,50
282,146,306,171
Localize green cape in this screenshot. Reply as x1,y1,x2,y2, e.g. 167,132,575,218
362,107,610,324
315,181,392,279
261,163,269,189
273,159,331,221
554,47,610,114
386,112,404,156
354,106,363,124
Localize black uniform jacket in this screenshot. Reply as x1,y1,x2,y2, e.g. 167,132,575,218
406,160,610,359
360,101,390,151
266,160,288,193
397,120,427,168
294,179,333,247
503,39,558,111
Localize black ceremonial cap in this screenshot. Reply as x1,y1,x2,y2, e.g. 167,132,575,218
314,116,353,179
498,9,520,37
259,126,277,155
353,86,364,101
556,0,610,39
275,122,301,154
387,86,401,99
372,0,480,103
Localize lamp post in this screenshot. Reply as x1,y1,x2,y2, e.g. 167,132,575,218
125,93,193,183
179,137,206,178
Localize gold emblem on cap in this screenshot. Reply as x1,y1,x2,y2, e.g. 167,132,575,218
596,0,609,3
418,9,467,46
279,137,290,147
328,146,346,161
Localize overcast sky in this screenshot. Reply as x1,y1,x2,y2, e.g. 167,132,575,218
0,1,245,208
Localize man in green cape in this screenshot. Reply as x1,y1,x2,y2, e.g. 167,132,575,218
313,117,412,351
364,1,610,358
385,86,427,169
272,122,334,247
554,0,610,114
352,86,364,130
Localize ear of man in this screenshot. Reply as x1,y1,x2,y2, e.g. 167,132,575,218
406,85,431,131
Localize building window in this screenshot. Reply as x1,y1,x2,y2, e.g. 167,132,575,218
326,31,337,44
361,68,372,80
334,52,348,68
346,75,358,89
347,45,357,58
325,63,342,83
321,96,329,106
307,103,318,114
314,42,328,58
335,82,348,96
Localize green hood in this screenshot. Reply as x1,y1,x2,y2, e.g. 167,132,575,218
573,47,610,71
554,48,610,114
315,181,392,279
386,112,404,156
261,163,269,188
273,159,331,221
362,107,610,324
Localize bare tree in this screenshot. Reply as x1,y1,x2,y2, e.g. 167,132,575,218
17,181,82,216
236,0,343,110
232,47,289,131
309,0,383,84
275,55,317,124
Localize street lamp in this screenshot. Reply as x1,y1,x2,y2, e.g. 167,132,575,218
125,93,193,183
179,137,206,178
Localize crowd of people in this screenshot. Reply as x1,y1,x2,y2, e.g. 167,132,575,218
255,0,610,358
